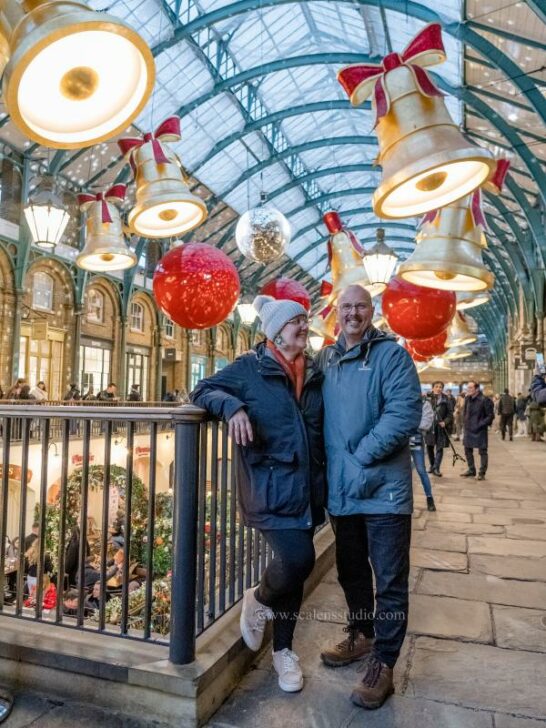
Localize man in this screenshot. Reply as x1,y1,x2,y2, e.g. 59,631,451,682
425,382,452,477
515,392,528,437
97,383,118,401
63,383,81,401
460,380,495,481
444,388,456,435
317,285,421,710
498,388,515,441
24,522,39,552
128,384,141,402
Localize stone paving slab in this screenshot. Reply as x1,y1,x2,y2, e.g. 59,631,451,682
473,513,543,526
408,594,492,643
407,637,546,719
426,521,505,535
468,537,546,558
426,511,473,523
437,496,521,509
470,554,546,581
411,530,467,553
494,716,546,728
505,525,546,541
344,696,495,728
493,605,546,653
417,571,546,610
411,548,468,571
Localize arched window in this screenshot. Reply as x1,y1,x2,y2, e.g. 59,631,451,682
164,317,174,338
86,289,104,323
32,271,54,311
130,302,144,332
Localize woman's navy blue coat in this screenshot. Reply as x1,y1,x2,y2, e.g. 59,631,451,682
190,342,326,530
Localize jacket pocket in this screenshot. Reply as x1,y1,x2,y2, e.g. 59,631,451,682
342,451,383,500
246,451,306,517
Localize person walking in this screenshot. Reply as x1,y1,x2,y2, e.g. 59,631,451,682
191,295,326,694
515,392,528,437
498,388,515,441
410,396,436,511
317,284,421,710
460,381,495,480
425,382,452,477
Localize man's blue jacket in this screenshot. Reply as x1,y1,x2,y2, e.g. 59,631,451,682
315,327,422,516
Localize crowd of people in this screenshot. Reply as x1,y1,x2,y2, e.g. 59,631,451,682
2,518,148,619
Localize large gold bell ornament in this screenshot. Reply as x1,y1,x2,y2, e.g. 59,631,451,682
324,212,383,299
338,23,494,218
445,312,477,348
398,157,509,290
0,0,154,148
456,291,491,310
119,116,207,238
309,282,337,345
76,184,136,271
444,345,472,360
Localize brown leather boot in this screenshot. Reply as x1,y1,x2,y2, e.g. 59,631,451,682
320,626,375,667
351,655,394,709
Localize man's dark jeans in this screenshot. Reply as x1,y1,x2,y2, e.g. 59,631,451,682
330,513,411,668
499,414,513,440
464,447,488,475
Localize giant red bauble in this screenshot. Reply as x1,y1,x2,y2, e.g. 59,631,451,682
408,330,448,357
405,342,430,363
261,277,311,311
383,277,456,340
153,243,240,329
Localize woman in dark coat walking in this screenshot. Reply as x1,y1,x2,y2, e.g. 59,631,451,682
461,380,495,480
191,295,326,694
425,381,452,477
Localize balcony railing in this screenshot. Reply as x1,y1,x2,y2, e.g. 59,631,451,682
0,403,277,664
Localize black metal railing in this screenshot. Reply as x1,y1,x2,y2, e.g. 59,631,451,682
0,404,277,664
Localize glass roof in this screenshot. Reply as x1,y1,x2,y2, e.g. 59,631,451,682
0,0,543,331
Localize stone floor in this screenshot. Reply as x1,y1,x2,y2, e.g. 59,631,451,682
207,434,546,728
3,434,545,727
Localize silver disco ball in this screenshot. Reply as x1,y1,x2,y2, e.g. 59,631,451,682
235,201,291,263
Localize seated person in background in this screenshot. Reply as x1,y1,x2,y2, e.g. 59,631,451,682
84,581,102,612
77,556,101,590
25,574,57,610
106,549,147,591
62,588,80,617
25,539,53,594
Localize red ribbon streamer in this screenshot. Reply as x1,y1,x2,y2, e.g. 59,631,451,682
337,23,445,124
78,184,126,223
118,116,181,173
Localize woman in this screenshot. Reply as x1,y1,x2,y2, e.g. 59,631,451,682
191,295,326,694
25,539,53,595
410,396,436,511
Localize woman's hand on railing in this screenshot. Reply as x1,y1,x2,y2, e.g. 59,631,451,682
228,409,253,446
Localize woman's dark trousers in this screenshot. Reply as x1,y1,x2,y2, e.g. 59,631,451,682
255,527,315,652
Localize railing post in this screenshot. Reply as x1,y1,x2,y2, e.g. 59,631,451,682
169,406,202,664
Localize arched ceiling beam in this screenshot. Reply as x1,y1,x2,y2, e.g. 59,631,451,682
267,165,379,203
290,212,416,249
154,0,546,124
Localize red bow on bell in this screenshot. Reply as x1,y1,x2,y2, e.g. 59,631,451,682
78,184,126,223
118,116,181,173
337,23,445,124
320,280,334,298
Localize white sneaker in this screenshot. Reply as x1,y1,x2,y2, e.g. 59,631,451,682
272,648,304,692
240,588,273,651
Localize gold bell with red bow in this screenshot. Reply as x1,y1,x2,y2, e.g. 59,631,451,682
324,212,384,299
76,184,136,272
338,23,495,219
119,116,207,238
309,281,337,342
0,0,154,148
398,159,509,291
445,312,477,348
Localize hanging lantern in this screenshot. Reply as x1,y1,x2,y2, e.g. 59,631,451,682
24,184,70,250
382,276,456,340
236,193,291,263
408,330,448,358
445,312,477,348
0,0,154,148
260,278,311,311
362,228,398,290
237,300,258,325
337,23,494,218
153,243,240,329
444,345,472,360
119,117,207,238
323,212,384,299
456,291,491,310
76,184,136,271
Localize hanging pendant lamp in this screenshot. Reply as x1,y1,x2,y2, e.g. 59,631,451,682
456,291,491,310
445,312,477,348
119,116,207,238
362,228,398,290
76,184,136,271
24,183,70,250
337,23,494,218
0,0,154,148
